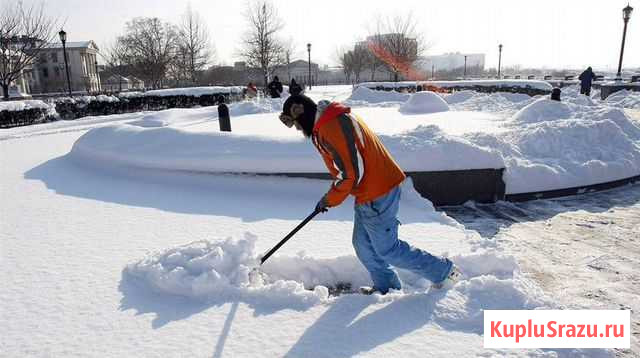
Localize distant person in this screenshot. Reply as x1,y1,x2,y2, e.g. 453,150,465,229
267,76,283,98
550,88,561,101
246,82,258,99
578,67,596,96
217,95,231,132
289,78,303,96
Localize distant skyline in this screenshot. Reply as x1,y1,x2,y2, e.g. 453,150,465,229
15,0,640,71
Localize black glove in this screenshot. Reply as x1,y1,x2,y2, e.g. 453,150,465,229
315,197,329,213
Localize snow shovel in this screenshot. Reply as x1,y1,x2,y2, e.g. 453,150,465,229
249,209,322,283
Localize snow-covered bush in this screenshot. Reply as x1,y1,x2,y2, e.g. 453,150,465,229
0,100,57,128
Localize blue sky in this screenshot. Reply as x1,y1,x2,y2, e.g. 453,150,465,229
18,0,640,71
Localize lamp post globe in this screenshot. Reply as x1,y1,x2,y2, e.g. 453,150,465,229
623,3,633,21
58,29,66,43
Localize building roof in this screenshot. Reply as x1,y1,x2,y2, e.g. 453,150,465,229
43,41,99,51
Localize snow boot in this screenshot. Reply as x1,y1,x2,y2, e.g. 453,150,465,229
432,265,462,290
359,286,383,295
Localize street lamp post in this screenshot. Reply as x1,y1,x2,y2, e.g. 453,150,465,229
58,29,72,96
307,43,312,90
616,4,633,80
498,44,503,79
431,64,435,80
95,61,100,93
464,55,468,79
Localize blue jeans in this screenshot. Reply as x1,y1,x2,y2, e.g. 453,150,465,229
353,186,453,293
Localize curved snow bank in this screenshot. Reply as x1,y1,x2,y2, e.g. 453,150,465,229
399,92,450,114
346,86,410,105
70,121,504,173
124,233,549,314
512,99,572,124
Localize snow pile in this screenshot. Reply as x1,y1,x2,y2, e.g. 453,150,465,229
512,98,572,124
346,86,411,105
125,233,549,316
399,91,450,114
0,100,53,112
355,81,417,90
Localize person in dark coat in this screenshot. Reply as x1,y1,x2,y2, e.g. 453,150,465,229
289,78,303,96
267,76,283,98
550,88,561,101
578,67,596,96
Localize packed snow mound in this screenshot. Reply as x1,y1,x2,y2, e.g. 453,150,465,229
346,86,411,104
511,98,572,124
124,233,549,316
398,91,450,114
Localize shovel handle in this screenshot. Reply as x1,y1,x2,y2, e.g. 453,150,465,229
260,209,321,265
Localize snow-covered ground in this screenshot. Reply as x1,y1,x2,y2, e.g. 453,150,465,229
1,85,638,357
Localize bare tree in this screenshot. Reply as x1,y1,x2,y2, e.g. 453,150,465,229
282,38,297,83
117,17,179,89
178,4,214,84
348,45,369,83
335,46,352,83
367,14,426,82
100,40,131,92
0,1,59,99
239,0,285,87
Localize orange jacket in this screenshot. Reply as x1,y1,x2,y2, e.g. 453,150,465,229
312,102,406,207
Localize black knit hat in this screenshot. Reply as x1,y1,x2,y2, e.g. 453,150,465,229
281,94,317,137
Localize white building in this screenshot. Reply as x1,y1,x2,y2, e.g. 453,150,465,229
273,60,319,85
32,41,101,94
417,52,485,72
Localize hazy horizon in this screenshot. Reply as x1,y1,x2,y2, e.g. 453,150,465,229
14,0,640,72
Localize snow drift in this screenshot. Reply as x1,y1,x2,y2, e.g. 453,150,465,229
399,92,450,114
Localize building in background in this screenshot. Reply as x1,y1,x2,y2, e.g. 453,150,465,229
273,60,319,85
417,52,485,73
31,41,101,94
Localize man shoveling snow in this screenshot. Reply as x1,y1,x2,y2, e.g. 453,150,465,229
278,95,461,294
